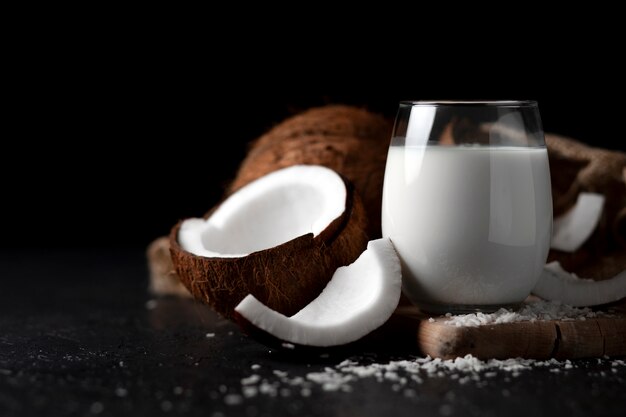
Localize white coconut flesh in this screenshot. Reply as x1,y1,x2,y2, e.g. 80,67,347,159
234,238,402,347
177,165,347,258
533,261,626,307
551,193,605,252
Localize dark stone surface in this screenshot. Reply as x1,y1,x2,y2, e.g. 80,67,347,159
0,250,624,417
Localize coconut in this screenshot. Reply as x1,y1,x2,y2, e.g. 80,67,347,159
229,105,392,238
170,165,368,319
234,238,402,347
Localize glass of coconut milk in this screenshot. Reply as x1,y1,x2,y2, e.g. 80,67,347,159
382,101,552,313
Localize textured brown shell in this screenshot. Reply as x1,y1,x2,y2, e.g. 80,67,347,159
170,178,368,319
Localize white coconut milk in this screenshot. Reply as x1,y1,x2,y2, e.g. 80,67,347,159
382,145,552,311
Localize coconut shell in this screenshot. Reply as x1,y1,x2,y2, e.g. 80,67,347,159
170,178,368,320
230,105,392,238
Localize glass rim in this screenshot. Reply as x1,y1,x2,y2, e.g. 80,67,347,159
400,100,537,107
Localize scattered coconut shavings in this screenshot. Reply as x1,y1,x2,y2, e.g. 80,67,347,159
444,300,610,327
273,370,288,378
307,370,354,392
228,355,626,403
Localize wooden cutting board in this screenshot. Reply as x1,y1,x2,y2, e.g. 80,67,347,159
384,300,626,360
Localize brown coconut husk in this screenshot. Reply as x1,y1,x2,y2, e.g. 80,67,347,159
230,105,392,238
169,178,369,320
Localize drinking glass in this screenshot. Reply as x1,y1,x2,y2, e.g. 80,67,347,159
381,101,552,313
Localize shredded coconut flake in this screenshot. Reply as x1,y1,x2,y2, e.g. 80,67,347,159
223,394,243,405
231,353,625,401
242,386,258,398
114,387,128,397
445,300,609,327
241,375,261,385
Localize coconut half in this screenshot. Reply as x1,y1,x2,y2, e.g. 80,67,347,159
551,192,605,252
170,165,368,319
234,238,402,347
532,261,626,306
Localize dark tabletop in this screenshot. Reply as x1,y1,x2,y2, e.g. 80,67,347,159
1,250,625,417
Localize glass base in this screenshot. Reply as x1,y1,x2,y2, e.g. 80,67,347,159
417,301,523,315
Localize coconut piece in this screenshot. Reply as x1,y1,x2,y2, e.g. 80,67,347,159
179,166,347,258
147,237,191,297
234,238,401,347
532,261,626,306
170,165,368,319
551,193,605,252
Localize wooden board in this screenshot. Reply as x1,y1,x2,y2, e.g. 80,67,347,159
386,300,626,360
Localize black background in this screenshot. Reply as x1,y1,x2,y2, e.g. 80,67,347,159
4,30,625,249
2,19,626,417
